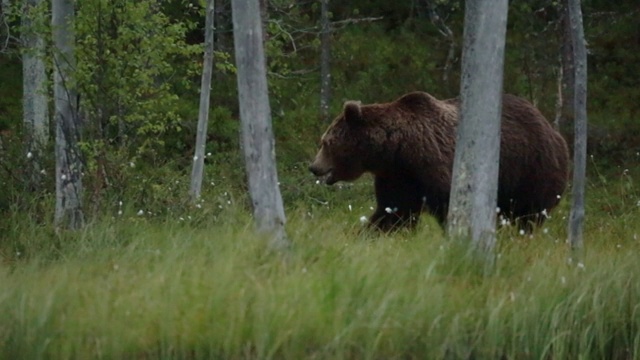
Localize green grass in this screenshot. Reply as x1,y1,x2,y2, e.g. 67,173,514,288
2,171,640,359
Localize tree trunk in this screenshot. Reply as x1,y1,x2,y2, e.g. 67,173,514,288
22,0,49,185
189,0,215,202
231,0,288,250
446,0,509,262
558,3,575,135
319,0,331,122
553,59,563,129
567,0,588,254
52,0,84,229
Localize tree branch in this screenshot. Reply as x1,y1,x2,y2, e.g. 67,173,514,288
330,16,384,29
425,0,456,83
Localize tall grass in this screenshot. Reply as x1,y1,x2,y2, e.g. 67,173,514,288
1,172,640,359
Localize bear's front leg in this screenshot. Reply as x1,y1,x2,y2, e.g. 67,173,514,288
368,175,424,231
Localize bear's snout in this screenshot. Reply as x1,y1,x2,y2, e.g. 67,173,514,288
308,163,330,177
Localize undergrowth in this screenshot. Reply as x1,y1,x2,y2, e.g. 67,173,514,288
1,163,640,359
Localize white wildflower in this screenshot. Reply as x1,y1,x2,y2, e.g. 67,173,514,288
26,152,33,159
385,207,393,213
193,155,198,161
496,207,501,213
359,216,368,223
348,204,352,212
543,228,549,234
541,209,549,218
137,209,144,216
61,174,67,180
129,162,135,168
519,229,525,236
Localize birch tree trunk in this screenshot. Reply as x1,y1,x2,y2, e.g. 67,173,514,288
319,0,331,122
447,0,508,261
559,3,575,134
22,0,49,184
567,0,588,253
189,0,215,201
231,0,288,249
52,0,84,229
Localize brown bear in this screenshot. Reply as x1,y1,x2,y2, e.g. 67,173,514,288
309,91,569,232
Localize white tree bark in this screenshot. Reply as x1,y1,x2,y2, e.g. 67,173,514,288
189,0,215,201
22,0,49,180
53,0,84,229
319,0,331,122
567,0,588,253
447,0,508,259
231,0,288,249
559,3,575,133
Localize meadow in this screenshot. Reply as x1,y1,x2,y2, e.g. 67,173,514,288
1,160,640,360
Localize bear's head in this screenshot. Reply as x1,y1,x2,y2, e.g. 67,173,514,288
309,100,383,185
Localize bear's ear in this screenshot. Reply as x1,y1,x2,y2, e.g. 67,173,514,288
343,101,363,124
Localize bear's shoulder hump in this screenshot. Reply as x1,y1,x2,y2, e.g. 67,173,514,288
395,91,439,111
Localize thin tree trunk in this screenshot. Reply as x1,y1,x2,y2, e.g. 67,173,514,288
231,0,288,250
52,0,84,229
447,0,509,263
553,60,563,129
319,0,331,122
22,0,49,185
558,3,575,135
189,0,215,201
567,0,588,255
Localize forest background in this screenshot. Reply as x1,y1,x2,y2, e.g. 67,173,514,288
1,0,640,358
0,0,638,217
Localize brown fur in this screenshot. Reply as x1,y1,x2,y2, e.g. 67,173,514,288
309,91,570,231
